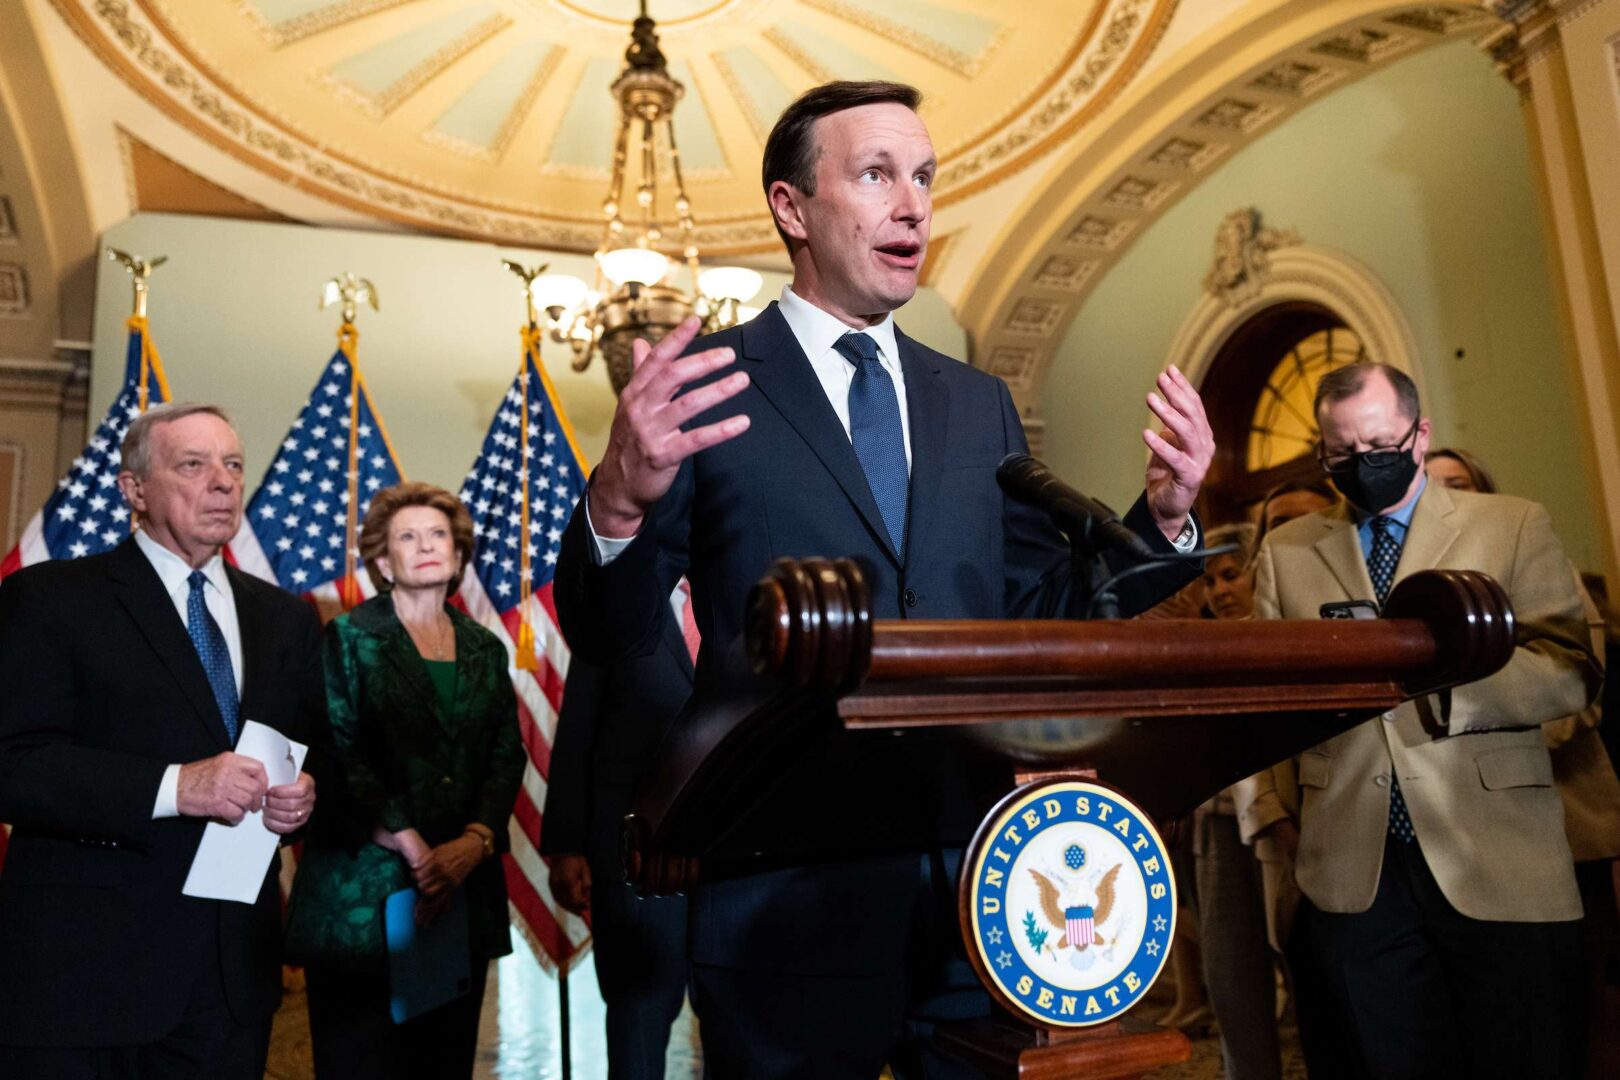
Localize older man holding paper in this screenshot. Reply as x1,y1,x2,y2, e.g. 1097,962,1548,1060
0,403,322,1080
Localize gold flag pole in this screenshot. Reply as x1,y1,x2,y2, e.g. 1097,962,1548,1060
106,248,171,412
502,260,547,672
320,272,379,611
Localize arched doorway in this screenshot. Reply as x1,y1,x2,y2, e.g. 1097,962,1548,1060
1200,301,1366,523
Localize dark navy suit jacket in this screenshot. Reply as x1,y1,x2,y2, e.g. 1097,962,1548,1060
542,613,694,860
0,538,325,1045
556,302,1197,976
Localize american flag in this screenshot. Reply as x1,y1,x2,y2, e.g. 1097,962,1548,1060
0,316,171,867
1,318,169,579
455,331,590,973
228,341,402,605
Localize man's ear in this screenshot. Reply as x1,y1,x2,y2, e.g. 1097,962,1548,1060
116,471,146,514
768,180,810,243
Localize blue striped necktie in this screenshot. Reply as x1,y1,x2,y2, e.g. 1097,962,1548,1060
1368,517,1415,844
834,332,908,556
187,570,240,744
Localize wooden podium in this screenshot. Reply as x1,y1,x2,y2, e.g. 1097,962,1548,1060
621,557,1515,1077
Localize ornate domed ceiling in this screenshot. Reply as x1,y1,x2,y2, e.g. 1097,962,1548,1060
52,0,1177,253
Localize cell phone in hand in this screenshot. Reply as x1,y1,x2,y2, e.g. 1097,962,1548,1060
1320,600,1380,620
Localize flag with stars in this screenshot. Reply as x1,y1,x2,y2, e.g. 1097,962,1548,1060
229,345,402,606
0,316,171,867
1,318,171,580
455,336,590,974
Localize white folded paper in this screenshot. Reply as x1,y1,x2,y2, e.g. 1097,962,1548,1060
181,720,308,904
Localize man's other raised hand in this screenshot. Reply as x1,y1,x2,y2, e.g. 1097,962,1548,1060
587,316,752,539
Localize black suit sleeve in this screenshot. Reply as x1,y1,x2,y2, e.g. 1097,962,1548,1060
540,653,608,856
995,379,1200,620
555,464,690,665
0,572,165,849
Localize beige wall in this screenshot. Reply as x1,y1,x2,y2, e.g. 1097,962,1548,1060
89,213,966,493
1043,40,1602,572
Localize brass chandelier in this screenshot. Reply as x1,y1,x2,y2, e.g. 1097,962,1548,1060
529,1,763,393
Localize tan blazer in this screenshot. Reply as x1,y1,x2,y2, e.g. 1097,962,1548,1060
1545,581,1620,862
1250,484,1599,922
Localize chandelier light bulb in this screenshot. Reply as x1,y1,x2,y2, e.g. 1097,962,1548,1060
699,266,764,303
600,247,671,288
530,273,590,314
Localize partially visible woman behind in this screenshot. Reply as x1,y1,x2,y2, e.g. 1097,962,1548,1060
1425,447,1620,1077
286,482,525,1079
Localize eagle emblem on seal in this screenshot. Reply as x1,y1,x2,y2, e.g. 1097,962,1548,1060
1026,859,1124,971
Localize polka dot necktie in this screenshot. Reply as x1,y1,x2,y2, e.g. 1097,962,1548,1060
1368,517,1415,844
187,570,240,744
834,332,908,557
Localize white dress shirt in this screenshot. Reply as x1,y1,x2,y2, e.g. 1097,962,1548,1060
590,286,1196,557
134,528,244,818
591,287,911,561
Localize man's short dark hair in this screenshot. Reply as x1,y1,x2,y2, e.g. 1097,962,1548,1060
1313,362,1421,423
761,80,923,246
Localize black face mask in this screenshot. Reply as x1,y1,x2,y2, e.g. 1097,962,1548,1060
1330,452,1418,515
1323,419,1420,515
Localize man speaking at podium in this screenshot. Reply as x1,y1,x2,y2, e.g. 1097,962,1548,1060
557,81,1213,1076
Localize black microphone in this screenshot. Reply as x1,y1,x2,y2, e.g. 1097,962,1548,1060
996,453,1158,561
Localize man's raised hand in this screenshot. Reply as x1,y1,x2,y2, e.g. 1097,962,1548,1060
587,316,751,538
1143,364,1214,541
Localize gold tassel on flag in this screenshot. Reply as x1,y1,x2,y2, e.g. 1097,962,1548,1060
321,273,379,612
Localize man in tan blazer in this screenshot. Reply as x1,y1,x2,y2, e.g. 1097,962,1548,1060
1249,362,1599,1079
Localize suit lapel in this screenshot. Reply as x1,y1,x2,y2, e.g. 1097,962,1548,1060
1393,482,1458,586
108,539,230,751
742,303,900,567
1312,505,1377,602
897,329,947,569
371,604,448,731
448,608,490,731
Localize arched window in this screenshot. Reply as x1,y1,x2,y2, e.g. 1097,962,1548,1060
1200,300,1366,521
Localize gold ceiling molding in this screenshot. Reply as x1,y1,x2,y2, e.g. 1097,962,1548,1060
318,12,513,119
759,26,831,83
48,0,1183,254
799,0,1010,78
52,0,781,251
958,1,1498,412
706,51,767,144
932,0,1175,208
420,44,562,163
241,0,415,48
421,44,560,161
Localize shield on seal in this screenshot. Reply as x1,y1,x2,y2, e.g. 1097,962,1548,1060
1065,905,1095,948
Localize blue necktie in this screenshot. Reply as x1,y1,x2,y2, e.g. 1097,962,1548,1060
1368,518,1415,844
834,332,908,556
187,570,240,744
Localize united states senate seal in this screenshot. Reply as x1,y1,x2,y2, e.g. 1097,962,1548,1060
962,779,1176,1027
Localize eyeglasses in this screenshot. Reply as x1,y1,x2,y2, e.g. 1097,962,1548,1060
1317,417,1418,473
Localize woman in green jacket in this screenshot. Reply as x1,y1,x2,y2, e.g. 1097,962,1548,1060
286,482,525,1079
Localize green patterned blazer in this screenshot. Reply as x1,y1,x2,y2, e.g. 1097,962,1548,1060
285,595,525,972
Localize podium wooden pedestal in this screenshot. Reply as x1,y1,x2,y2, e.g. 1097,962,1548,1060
620,557,1514,1075
934,1016,1189,1080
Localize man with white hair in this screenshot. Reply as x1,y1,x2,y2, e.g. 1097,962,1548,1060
0,402,323,1079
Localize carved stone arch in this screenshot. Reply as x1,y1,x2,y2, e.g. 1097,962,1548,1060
955,0,1496,412
1170,243,1424,388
